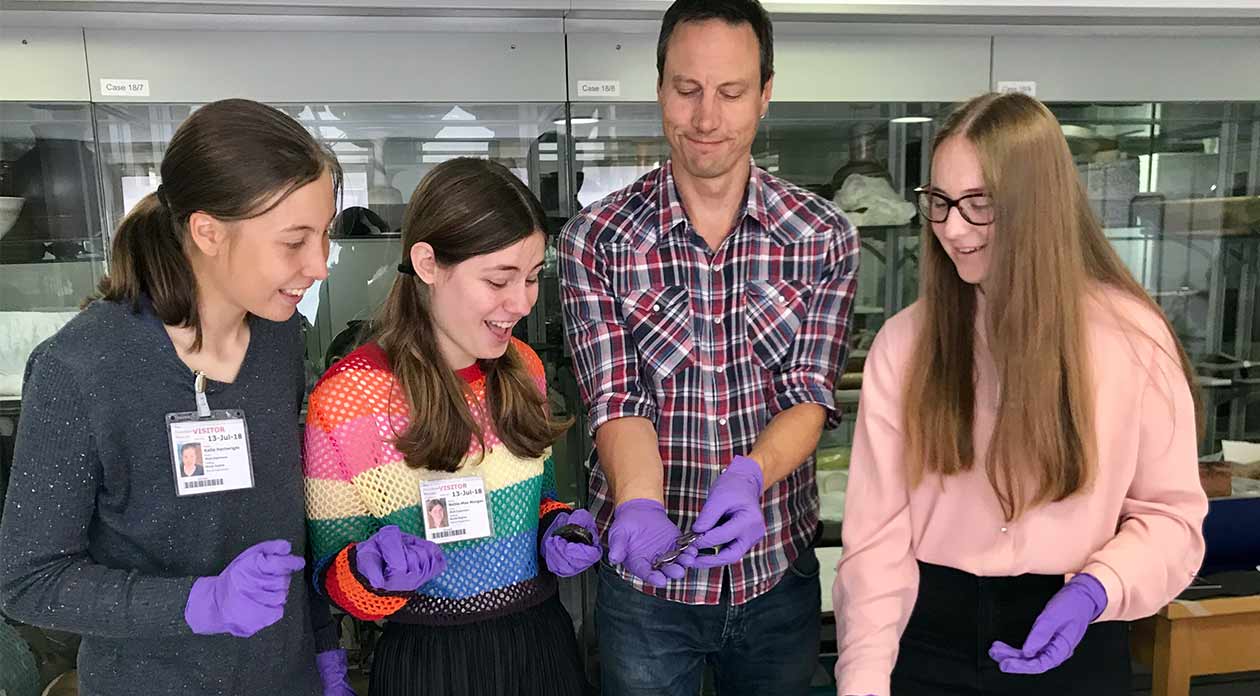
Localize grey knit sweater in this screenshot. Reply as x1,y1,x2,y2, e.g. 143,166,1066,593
0,298,332,695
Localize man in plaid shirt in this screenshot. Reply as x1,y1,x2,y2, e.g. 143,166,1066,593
559,1,858,693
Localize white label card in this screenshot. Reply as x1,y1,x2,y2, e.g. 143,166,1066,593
421,476,493,544
996,80,1037,97
100,78,150,97
168,411,256,496
577,80,621,98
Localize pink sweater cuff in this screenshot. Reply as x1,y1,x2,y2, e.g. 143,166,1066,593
835,666,891,696
1079,560,1125,622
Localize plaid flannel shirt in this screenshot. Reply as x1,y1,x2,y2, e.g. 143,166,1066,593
559,160,859,605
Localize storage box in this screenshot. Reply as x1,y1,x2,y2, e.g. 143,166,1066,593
1200,461,1234,498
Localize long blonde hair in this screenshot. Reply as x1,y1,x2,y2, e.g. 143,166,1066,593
904,92,1202,520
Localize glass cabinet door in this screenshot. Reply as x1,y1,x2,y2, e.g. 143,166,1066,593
93,102,568,359
565,103,667,208
756,102,944,533
1049,101,1260,454
0,101,104,519
0,102,106,400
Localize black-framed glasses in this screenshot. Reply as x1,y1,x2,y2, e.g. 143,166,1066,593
914,187,995,225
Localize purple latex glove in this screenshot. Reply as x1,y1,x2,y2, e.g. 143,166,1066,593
354,525,445,593
541,509,603,577
690,455,766,568
316,649,357,696
607,498,697,587
185,539,306,638
988,573,1108,674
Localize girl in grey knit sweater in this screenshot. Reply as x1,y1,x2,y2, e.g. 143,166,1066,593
0,99,351,696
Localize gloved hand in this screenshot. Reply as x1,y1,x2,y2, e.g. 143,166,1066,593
988,573,1108,674
185,539,306,637
690,455,766,568
607,498,696,587
316,649,357,696
541,509,603,577
354,525,446,593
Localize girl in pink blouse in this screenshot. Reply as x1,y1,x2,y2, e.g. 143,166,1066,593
834,92,1208,696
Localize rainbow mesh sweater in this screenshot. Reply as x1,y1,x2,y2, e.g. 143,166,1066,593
303,339,572,626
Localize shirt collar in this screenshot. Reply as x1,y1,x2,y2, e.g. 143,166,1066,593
656,158,773,242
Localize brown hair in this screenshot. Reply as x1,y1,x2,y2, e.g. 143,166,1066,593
904,92,1202,520
95,98,342,350
375,158,571,472
657,0,774,89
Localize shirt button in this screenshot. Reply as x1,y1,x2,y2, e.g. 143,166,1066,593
716,365,726,373
714,317,723,325
652,304,660,312
712,262,722,272
718,418,728,426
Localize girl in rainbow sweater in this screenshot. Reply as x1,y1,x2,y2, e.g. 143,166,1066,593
304,158,600,696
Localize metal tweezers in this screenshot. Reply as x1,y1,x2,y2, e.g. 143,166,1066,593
651,531,702,569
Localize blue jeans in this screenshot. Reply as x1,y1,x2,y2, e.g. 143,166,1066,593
596,548,821,696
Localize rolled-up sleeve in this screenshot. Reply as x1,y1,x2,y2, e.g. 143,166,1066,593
770,218,859,428
558,213,658,433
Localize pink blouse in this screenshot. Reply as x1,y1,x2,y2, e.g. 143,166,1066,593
833,287,1208,696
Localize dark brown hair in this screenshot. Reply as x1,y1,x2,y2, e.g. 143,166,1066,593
95,98,342,349
657,0,774,89
904,92,1202,520
375,157,571,472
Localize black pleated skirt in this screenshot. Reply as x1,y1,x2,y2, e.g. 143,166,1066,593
891,561,1131,696
369,594,589,696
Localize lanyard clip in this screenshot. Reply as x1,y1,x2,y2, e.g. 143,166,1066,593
194,371,212,418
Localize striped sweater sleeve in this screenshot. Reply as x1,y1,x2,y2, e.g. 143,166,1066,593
304,372,405,622
539,453,572,521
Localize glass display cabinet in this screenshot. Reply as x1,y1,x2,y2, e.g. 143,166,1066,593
0,101,106,517
1049,101,1260,455
0,102,105,397
7,94,1259,531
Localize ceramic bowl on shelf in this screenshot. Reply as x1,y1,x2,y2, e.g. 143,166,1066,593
0,196,23,239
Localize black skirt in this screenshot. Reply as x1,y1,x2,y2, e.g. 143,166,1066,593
891,561,1131,696
369,594,589,696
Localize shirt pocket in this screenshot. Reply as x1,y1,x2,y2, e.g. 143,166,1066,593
744,279,810,371
622,285,696,384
